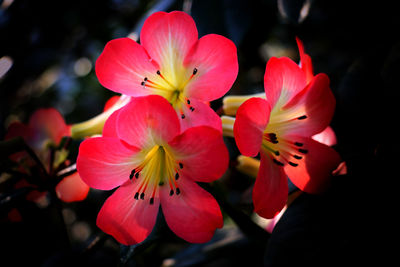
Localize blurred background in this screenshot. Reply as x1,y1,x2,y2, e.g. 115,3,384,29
0,0,398,266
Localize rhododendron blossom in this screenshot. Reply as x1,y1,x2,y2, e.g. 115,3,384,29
233,39,341,219
5,108,89,203
95,11,238,132
77,95,228,245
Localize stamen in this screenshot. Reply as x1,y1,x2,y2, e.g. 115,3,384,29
298,148,308,154
273,158,284,166
297,115,307,120
129,169,136,180
288,161,298,167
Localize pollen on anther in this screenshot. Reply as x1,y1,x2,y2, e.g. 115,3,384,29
134,192,139,200
273,159,284,166
181,114,185,119
293,155,302,160
135,172,139,179
294,142,303,147
288,161,298,167
190,107,195,112
175,188,181,195
140,192,145,200
175,173,179,180
187,99,191,105
297,115,307,120
141,81,145,86
193,68,198,75
179,163,183,169
156,70,161,75
149,198,154,205
169,189,174,196
129,169,136,179
298,148,308,154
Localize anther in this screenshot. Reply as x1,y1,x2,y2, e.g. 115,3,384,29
159,181,164,186
129,169,136,180
187,99,191,105
134,192,139,200
175,173,179,180
181,114,185,119
135,172,139,179
274,151,280,156
169,189,174,196
156,70,161,75
288,161,298,167
141,81,145,86
140,192,145,200
273,159,284,166
293,155,302,160
175,188,181,195
190,107,195,112
149,197,154,205
144,77,148,81
298,148,308,154
179,163,183,169
193,68,198,75
297,115,307,120
294,142,303,147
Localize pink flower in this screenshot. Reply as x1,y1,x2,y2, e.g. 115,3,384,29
5,108,89,203
233,40,341,219
95,11,238,132
77,95,228,245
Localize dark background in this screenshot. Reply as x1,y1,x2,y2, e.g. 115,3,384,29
0,0,397,266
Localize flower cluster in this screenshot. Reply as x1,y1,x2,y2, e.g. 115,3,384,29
2,10,342,247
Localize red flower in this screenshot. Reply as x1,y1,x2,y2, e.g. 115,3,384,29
77,95,228,245
95,11,238,132
5,108,89,203
233,40,341,219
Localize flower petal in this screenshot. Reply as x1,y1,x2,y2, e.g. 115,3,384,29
140,11,198,87
160,177,223,243
234,97,270,157
179,98,222,132
102,108,120,138
77,137,140,190
95,38,159,96
283,135,342,193
184,34,238,101
264,57,307,110
29,108,69,146
296,37,314,83
274,73,335,137
312,126,337,147
117,95,180,148
55,172,89,203
169,126,228,183
253,153,288,219
97,181,160,245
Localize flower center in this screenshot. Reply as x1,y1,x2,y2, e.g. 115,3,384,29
129,145,183,204
140,68,198,118
262,115,309,167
